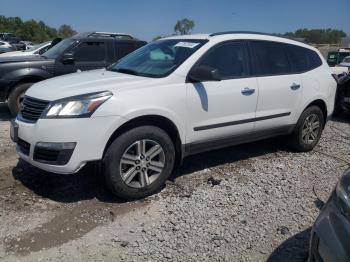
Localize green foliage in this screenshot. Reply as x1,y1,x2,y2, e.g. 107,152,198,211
174,18,195,35
0,15,76,43
284,28,347,44
152,35,163,41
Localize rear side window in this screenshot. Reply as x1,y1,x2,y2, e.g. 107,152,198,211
197,41,250,79
251,41,291,75
116,42,137,60
285,44,322,73
74,42,106,62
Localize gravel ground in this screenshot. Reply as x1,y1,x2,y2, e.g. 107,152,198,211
0,102,349,262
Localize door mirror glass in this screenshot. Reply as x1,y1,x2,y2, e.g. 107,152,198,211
62,53,75,64
188,65,221,82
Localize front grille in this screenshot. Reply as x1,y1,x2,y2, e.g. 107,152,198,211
19,96,49,123
17,138,30,155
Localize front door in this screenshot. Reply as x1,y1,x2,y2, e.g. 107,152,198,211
186,41,258,144
55,41,109,76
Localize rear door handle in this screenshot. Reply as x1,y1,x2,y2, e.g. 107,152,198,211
241,87,255,96
290,83,301,90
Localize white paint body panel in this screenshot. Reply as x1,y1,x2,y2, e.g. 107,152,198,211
17,33,337,174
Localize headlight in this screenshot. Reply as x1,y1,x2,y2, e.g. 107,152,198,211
335,169,350,218
42,91,112,118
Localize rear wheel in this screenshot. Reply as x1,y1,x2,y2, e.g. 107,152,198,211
8,82,34,116
290,106,324,152
103,126,175,200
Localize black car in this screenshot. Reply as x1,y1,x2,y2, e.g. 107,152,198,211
309,168,350,262
334,72,350,115
0,32,146,115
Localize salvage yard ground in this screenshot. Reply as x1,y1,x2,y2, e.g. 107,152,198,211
0,102,349,262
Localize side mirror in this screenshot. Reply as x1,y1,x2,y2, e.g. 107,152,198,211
187,65,221,82
62,53,75,64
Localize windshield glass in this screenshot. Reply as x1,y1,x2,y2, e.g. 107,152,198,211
43,38,76,59
108,39,207,78
24,41,50,52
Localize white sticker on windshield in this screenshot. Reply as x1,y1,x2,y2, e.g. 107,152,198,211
174,42,200,48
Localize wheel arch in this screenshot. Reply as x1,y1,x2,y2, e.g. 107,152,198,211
6,75,46,98
103,115,184,166
304,99,328,127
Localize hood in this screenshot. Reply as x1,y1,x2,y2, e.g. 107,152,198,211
26,69,156,101
0,51,23,57
0,55,47,63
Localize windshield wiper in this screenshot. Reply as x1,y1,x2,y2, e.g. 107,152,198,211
114,68,139,76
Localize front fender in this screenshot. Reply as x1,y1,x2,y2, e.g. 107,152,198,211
1,68,53,99
2,67,53,82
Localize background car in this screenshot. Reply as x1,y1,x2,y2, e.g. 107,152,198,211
327,49,350,67
339,56,350,68
0,40,15,53
0,41,53,57
334,72,350,115
309,168,350,262
0,32,146,115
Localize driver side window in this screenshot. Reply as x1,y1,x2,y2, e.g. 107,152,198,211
197,41,250,79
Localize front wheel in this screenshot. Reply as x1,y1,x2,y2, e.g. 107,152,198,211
103,126,175,200
290,106,325,152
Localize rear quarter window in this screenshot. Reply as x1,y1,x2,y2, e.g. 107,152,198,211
285,44,322,73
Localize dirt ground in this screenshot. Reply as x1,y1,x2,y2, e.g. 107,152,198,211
0,102,349,262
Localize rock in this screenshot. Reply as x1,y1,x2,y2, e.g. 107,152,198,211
120,241,129,247
207,177,222,186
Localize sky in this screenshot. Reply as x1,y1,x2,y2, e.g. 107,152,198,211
1,0,350,41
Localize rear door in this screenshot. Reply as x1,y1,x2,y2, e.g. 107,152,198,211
72,41,109,71
115,40,145,61
186,40,258,144
250,40,302,131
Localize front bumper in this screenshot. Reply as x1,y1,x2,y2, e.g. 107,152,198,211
14,115,125,174
309,192,350,262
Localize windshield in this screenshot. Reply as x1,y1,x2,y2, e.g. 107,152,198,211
43,38,76,59
108,39,207,78
24,41,50,52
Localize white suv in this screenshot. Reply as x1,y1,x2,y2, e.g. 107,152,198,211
12,32,337,199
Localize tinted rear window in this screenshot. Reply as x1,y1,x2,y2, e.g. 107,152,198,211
116,42,138,60
74,42,106,62
251,41,291,75
285,44,322,73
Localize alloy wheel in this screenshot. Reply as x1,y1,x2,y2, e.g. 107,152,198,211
301,114,321,144
119,139,165,188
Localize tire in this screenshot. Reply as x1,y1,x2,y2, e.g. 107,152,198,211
290,106,325,152
103,126,175,200
8,82,34,116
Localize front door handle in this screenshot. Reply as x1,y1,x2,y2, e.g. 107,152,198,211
290,83,301,90
241,87,255,96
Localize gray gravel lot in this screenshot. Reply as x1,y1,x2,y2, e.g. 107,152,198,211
0,102,349,261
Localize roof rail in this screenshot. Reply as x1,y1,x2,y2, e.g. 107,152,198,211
209,31,307,43
210,31,276,37
88,32,134,39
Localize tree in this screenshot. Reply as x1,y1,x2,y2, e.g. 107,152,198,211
174,18,195,35
0,15,76,42
283,28,347,44
58,24,76,38
152,35,162,41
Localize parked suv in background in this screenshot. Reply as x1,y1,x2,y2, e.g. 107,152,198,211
0,32,146,115
11,32,337,199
